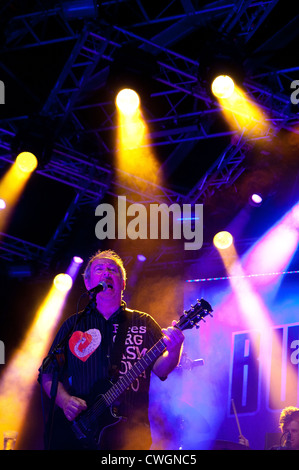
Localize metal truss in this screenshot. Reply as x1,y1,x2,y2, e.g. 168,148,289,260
2,5,79,50
184,135,250,205
0,231,45,263
0,0,298,269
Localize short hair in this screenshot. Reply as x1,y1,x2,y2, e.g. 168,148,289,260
83,249,127,285
279,406,299,431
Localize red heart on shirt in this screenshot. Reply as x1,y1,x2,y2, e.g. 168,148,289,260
69,329,102,362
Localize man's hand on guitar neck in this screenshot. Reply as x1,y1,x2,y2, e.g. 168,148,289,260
161,320,185,352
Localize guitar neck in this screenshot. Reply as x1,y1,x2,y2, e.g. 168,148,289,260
104,337,167,406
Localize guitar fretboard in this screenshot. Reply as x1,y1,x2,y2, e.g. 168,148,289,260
103,337,167,407
72,300,212,441
87,300,211,420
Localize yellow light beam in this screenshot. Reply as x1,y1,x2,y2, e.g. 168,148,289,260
0,154,37,233
115,89,162,190
216,238,298,408
216,83,268,137
0,275,71,449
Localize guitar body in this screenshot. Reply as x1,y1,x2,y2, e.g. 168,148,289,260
71,394,123,449
45,299,213,450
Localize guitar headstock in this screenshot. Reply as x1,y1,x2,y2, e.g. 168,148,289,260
177,298,213,332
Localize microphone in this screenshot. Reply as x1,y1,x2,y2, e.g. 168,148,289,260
87,281,108,296
285,431,291,449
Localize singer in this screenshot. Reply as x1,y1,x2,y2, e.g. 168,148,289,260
38,249,184,450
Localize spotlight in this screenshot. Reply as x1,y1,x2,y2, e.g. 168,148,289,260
137,254,146,262
250,193,263,207
53,273,73,292
116,88,140,116
15,152,38,173
213,231,233,250
0,198,6,210
211,75,235,99
66,257,84,281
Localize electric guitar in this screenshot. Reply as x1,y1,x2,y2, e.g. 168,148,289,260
67,298,213,449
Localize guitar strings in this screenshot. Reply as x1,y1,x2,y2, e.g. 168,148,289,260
83,358,153,421
79,314,203,422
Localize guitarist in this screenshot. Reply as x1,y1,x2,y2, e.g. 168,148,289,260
39,249,184,450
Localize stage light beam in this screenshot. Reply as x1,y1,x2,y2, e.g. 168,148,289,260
244,201,299,290
0,271,73,447
215,203,299,408
66,256,84,281
115,88,162,188
215,83,267,136
0,158,37,233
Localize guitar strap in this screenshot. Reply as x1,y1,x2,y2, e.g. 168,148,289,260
108,307,132,381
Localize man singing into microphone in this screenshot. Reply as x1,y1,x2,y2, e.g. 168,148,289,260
39,249,184,450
